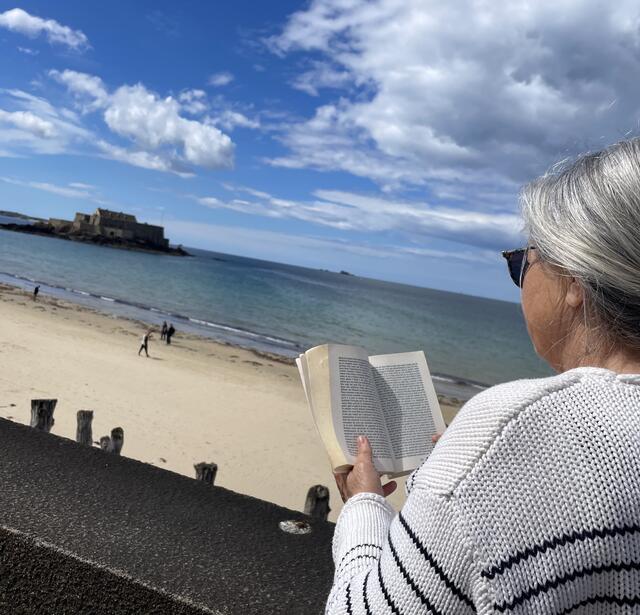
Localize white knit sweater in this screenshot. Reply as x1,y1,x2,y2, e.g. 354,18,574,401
326,368,640,614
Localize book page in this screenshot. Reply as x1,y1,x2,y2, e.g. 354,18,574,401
329,345,395,473
302,346,350,472
369,351,445,473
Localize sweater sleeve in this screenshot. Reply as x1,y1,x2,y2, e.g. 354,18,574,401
326,488,478,614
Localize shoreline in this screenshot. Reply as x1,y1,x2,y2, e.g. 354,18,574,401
0,272,485,402
0,283,464,521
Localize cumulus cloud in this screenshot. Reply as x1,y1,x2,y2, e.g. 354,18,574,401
0,8,88,49
270,0,640,202
104,84,233,169
46,71,235,173
208,71,234,87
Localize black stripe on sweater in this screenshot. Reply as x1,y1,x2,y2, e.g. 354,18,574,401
482,522,640,580
362,570,372,615
340,543,383,566
494,559,640,612
556,594,640,615
398,511,475,608
337,544,383,575
388,533,445,615
338,554,379,575
346,583,353,615
377,560,401,615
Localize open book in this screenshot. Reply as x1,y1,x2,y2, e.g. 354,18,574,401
297,344,445,476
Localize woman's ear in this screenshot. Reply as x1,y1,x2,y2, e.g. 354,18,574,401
565,279,584,309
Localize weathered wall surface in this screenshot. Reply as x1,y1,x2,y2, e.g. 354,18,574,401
0,418,335,614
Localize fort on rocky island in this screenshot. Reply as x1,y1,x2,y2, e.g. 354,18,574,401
1,208,188,256
50,209,169,249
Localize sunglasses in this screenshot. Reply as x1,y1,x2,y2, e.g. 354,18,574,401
501,247,536,288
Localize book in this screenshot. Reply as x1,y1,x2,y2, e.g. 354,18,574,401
296,344,446,476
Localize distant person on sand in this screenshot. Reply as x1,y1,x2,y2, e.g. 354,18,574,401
32,285,39,301
138,330,153,357
166,323,175,345
160,321,168,341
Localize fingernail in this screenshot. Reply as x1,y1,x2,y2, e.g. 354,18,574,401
358,435,365,445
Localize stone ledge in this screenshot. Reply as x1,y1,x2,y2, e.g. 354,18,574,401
0,417,334,614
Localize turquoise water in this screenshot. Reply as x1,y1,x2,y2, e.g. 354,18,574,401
0,226,552,397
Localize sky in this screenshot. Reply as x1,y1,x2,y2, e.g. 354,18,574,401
1,1,640,301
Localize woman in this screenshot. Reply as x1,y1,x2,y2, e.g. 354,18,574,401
138,329,153,357
327,139,640,614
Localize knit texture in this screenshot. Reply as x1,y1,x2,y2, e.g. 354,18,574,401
326,367,640,614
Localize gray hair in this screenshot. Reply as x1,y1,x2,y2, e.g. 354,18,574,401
520,138,640,351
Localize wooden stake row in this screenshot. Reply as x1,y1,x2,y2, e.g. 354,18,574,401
29,398,330,520
30,399,123,455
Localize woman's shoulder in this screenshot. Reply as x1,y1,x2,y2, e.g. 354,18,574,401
407,370,583,497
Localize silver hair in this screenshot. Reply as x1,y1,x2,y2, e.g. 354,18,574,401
520,138,640,351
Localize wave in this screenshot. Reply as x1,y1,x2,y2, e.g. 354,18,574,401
0,269,302,355
187,317,299,348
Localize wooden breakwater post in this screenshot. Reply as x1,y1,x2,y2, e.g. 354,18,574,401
194,462,218,486
30,399,57,432
110,427,124,455
99,427,124,455
304,485,331,521
76,410,93,446
99,436,113,452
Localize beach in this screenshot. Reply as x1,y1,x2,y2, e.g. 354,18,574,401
0,284,462,522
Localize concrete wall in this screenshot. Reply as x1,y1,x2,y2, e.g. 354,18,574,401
0,417,335,614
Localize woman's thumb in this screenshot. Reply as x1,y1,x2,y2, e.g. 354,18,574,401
357,435,373,462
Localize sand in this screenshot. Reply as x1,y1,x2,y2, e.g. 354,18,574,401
0,284,461,522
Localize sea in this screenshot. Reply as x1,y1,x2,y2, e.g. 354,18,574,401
0,218,552,400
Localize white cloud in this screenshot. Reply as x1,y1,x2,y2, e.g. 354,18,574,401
0,8,88,49
211,110,260,131
178,89,208,115
17,46,38,55
0,176,127,209
1,176,93,199
270,0,640,202
192,184,522,250
0,109,56,138
0,89,91,154
45,71,235,173
49,70,108,111
291,61,352,96
104,84,234,169
96,140,194,177
208,71,234,87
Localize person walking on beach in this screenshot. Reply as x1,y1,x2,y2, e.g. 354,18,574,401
160,321,168,341
32,285,39,301
325,138,640,614
165,323,175,345
138,330,153,357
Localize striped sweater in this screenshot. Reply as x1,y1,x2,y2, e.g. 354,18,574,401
326,367,640,614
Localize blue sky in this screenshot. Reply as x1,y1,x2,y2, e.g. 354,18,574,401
1,1,640,301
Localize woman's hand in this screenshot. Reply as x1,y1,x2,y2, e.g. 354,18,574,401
334,436,397,503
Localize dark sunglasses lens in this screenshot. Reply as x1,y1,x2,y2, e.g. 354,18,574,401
507,251,525,287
